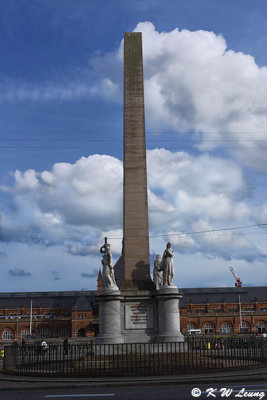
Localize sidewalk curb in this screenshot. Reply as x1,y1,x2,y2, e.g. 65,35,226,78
0,368,266,391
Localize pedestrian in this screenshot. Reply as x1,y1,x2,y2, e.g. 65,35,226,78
40,340,48,355
21,338,26,351
63,337,68,355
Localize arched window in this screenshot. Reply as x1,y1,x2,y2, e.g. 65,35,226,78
240,321,250,333
221,323,232,334
21,329,30,339
187,323,197,331
2,329,14,340
39,327,50,338
57,326,70,338
204,323,215,334
257,322,266,333
78,328,86,337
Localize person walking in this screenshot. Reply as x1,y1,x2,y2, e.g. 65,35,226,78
21,338,26,351
40,340,48,355
63,337,68,355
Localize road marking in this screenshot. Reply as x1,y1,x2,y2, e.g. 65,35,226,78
221,385,267,388
44,395,115,398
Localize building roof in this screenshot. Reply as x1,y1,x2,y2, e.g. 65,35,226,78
0,290,97,310
0,287,266,310
180,286,267,306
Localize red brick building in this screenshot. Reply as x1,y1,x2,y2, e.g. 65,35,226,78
180,287,267,334
0,284,266,343
0,290,98,343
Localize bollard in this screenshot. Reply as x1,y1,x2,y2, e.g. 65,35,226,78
3,346,17,371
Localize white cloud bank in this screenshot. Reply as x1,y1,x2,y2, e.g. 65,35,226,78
92,22,267,173
0,154,123,255
1,150,266,262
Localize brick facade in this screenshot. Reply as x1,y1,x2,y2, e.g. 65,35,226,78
0,291,98,344
179,287,267,334
0,284,266,343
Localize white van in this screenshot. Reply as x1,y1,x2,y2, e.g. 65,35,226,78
187,329,202,335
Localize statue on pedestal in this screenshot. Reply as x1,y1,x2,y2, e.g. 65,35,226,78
153,255,163,290
161,242,175,287
100,238,118,289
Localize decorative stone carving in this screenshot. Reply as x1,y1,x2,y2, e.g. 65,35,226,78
153,255,163,290
161,242,175,287
100,238,118,289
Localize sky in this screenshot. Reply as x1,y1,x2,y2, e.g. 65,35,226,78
0,0,267,292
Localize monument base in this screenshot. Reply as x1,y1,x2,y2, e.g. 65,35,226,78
156,286,184,343
96,287,184,344
96,288,124,344
96,334,124,345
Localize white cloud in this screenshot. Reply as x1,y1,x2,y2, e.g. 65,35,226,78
189,219,267,262
0,154,123,253
166,232,196,250
137,22,267,172
90,22,267,173
0,149,266,262
147,149,247,196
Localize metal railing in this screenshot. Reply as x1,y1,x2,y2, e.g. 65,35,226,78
4,338,266,376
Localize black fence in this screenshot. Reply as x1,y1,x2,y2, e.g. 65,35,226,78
4,338,266,376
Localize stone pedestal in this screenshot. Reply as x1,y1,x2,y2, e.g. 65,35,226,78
121,290,157,343
156,287,184,342
96,288,124,344
96,287,184,344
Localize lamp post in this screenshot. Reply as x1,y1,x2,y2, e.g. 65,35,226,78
29,299,33,338
239,295,243,332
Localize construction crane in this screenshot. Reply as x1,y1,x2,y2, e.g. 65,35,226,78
229,266,242,288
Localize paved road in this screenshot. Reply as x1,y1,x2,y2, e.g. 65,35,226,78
1,382,267,400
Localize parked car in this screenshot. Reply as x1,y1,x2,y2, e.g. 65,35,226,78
187,329,202,335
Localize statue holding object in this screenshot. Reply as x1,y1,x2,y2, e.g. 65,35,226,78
162,242,175,287
153,242,175,288
100,237,118,289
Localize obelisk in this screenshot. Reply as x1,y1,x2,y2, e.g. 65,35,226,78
120,32,154,291
97,32,184,344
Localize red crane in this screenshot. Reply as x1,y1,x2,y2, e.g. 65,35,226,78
229,266,242,288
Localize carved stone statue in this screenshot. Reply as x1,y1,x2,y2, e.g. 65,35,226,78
161,242,175,287
100,238,118,289
153,255,163,290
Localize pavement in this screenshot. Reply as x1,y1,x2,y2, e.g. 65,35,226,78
0,365,266,391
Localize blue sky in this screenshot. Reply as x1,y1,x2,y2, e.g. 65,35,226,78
0,0,267,292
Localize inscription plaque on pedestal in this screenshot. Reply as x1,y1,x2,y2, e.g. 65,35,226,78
125,303,153,330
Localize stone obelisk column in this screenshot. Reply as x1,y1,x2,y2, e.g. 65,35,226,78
120,32,154,291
